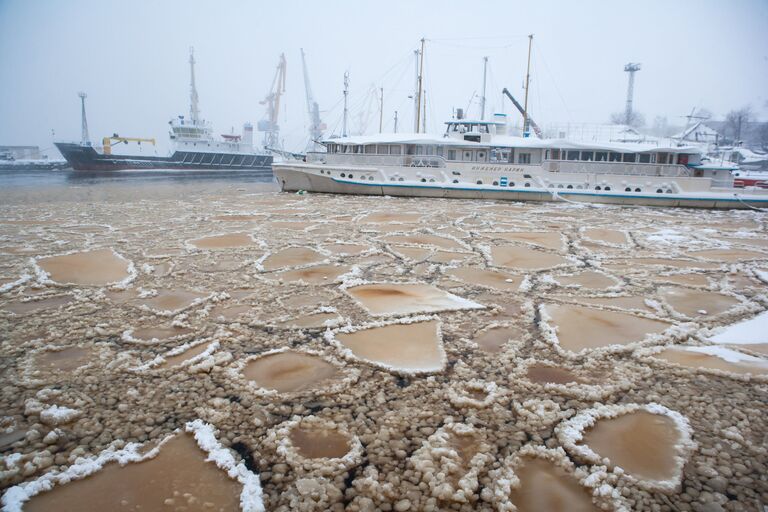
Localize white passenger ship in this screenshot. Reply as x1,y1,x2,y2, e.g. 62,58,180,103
273,116,768,209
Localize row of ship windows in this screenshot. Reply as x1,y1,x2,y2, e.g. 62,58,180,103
319,170,673,193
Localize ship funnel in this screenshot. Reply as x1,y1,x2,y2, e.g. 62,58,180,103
242,122,254,146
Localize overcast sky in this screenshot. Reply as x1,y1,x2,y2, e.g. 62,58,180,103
1,0,766,155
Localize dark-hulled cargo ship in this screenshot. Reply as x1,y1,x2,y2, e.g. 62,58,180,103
56,49,273,176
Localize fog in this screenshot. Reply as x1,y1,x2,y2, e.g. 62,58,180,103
1,0,766,155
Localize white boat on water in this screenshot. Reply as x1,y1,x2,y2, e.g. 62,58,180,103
273,115,768,209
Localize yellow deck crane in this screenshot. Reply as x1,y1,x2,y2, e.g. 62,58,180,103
102,134,156,155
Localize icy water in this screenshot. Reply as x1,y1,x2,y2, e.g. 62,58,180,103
1,172,768,511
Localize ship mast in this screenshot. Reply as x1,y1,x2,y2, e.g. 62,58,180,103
189,47,200,124
522,34,533,137
415,38,425,133
342,71,349,137
78,92,90,146
480,56,488,120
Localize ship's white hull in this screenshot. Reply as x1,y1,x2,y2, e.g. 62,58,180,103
274,162,768,210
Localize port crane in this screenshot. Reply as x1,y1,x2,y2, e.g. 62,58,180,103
300,49,326,152
102,135,156,155
259,53,287,149
502,88,543,138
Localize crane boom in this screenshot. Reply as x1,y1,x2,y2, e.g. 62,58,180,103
502,88,543,138
259,53,287,149
102,135,156,155
300,49,325,150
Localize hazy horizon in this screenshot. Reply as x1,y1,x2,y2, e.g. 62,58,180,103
1,0,766,156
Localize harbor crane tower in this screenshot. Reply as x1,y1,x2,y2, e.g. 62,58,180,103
300,49,326,152
259,54,287,149
623,62,641,125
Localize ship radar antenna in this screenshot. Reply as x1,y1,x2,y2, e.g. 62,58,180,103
78,92,90,146
189,47,200,123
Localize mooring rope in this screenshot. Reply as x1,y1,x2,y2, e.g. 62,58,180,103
733,193,768,212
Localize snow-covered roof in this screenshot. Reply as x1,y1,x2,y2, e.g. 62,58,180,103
673,121,721,142
489,135,700,154
323,131,700,154
322,133,469,146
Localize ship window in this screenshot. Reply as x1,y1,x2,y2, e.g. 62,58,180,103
634,187,641,192
657,153,668,164
595,152,608,162
666,189,673,193
429,178,435,182
340,173,346,177
476,180,483,185
464,151,473,161
524,182,531,187
622,153,636,163
234,155,245,165
448,150,457,160
518,153,531,164
508,182,515,187
202,154,214,164
376,145,388,155
365,145,376,154
390,145,402,155
580,151,594,161
625,187,632,192
550,149,560,160
478,151,486,160
595,186,602,190
369,176,374,181
211,154,223,165
398,177,404,181
452,179,459,183
566,184,573,189
222,154,234,165
609,152,621,162
657,189,663,193
348,174,353,179
492,181,498,186
566,150,579,161
421,178,426,182
638,154,651,163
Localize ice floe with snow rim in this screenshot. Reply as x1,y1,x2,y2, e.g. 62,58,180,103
556,403,697,493
485,444,629,512
537,302,688,358
31,248,136,288
704,309,768,352
513,358,636,401
635,343,768,381
185,232,260,250
227,347,359,398
342,280,484,317
20,343,112,387
264,415,363,476
408,421,494,505
326,315,447,375
0,420,264,512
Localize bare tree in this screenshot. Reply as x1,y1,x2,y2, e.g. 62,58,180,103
724,106,753,142
610,111,645,128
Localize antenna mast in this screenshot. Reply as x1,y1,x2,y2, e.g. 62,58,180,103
379,87,384,133
624,62,641,125
481,56,488,120
415,38,425,133
522,34,533,137
413,49,419,131
189,47,200,123
78,92,90,146
342,71,349,137
394,111,398,133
